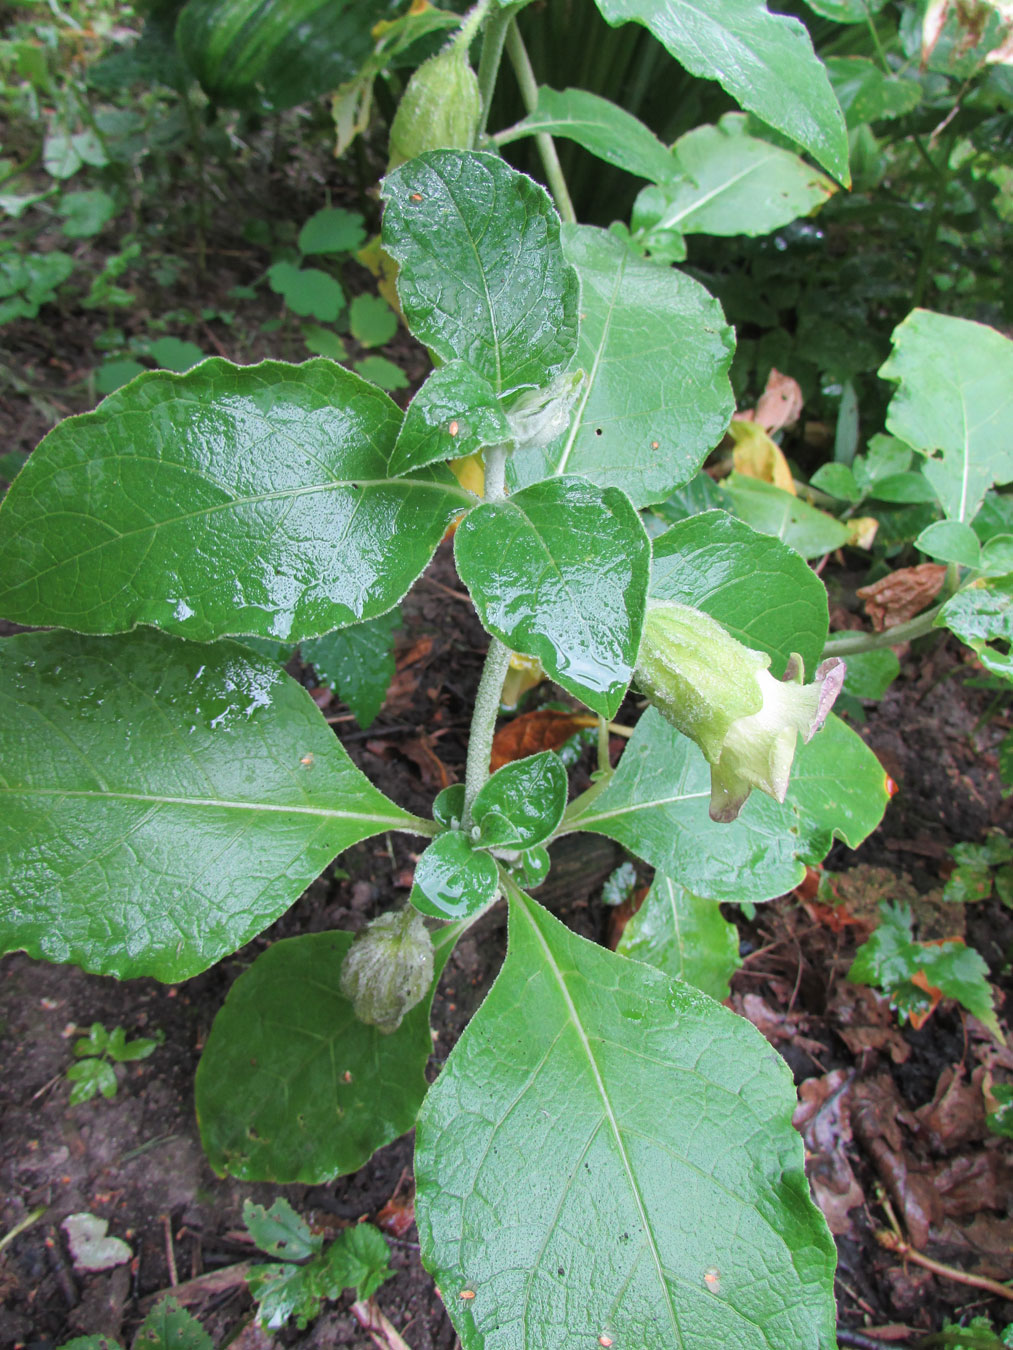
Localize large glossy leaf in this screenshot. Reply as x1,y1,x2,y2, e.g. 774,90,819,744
720,474,851,559
632,115,836,247
881,310,1013,524
390,361,511,476
0,360,469,641
937,576,1013,683
176,0,398,112
454,476,650,718
196,926,458,1182
497,86,675,183
0,630,420,981
302,609,401,730
617,872,742,1001
568,709,889,903
381,151,579,397
416,889,838,1349
650,510,828,677
594,0,849,184
512,225,735,508
471,751,568,848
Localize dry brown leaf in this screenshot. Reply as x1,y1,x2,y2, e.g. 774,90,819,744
753,367,804,433
830,983,911,1064
793,1070,864,1234
728,421,796,493
399,735,453,790
857,564,947,632
490,709,585,771
851,1075,942,1247
915,1066,988,1151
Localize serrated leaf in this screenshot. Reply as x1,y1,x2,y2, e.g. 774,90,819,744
197,928,456,1182
0,630,419,982
244,1198,320,1260
249,1224,392,1330
267,262,345,321
499,86,675,183
67,1059,118,1104
411,833,500,921
881,310,1013,524
455,476,650,718
649,510,828,677
135,1298,212,1350
632,115,836,246
302,609,401,730
416,889,837,1349
298,207,366,256
512,225,735,508
0,360,469,641
937,577,1013,682
349,293,398,348
471,751,568,849
594,0,849,183
617,872,742,1000
391,361,511,476
721,474,851,559
568,709,889,904
382,151,579,396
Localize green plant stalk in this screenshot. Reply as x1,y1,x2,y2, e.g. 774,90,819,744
462,637,513,827
476,3,517,140
504,20,576,224
821,604,944,656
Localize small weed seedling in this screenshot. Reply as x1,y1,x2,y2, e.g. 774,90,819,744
67,1021,161,1105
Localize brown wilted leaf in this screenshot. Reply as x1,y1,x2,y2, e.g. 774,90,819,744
753,367,804,433
851,1074,942,1247
376,1185,416,1239
793,1069,864,1234
829,983,911,1064
399,735,453,790
490,709,586,771
857,564,947,632
915,1066,987,1150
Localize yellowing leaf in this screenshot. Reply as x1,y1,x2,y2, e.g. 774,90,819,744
729,420,796,494
356,235,402,317
449,452,484,496
845,516,879,549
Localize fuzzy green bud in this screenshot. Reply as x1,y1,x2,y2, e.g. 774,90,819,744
635,600,844,822
339,907,435,1034
387,45,481,172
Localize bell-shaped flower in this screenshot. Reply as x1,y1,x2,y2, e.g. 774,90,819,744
340,907,434,1034
635,600,844,822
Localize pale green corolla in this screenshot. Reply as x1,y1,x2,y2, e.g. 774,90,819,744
339,907,435,1034
635,600,844,822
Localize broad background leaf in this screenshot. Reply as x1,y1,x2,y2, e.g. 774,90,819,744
593,0,849,183
512,225,735,508
720,475,851,559
618,872,742,1000
416,890,837,1349
197,927,458,1182
650,510,829,676
881,310,1013,524
0,630,417,981
569,710,889,903
382,151,579,396
302,609,401,730
0,360,469,641
455,476,650,719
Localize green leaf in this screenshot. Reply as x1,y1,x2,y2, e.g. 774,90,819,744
147,337,205,372
498,86,675,183
632,115,836,246
354,355,409,391
302,610,401,730
972,490,1013,544
649,510,828,677
649,471,725,525
0,630,419,982
249,1224,392,1330
881,310,1013,524
0,360,469,641
198,928,456,1181
593,0,849,183
75,1023,110,1057
843,649,900,700
569,709,889,904
106,1027,159,1061
298,207,366,256
824,57,921,129
433,783,466,829
471,752,568,849
937,577,1013,682
300,324,348,361
916,520,982,568
868,472,938,505
57,189,117,239
382,151,579,396
852,434,911,492
94,359,146,394
244,1198,320,1260
391,362,511,476
134,1299,213,1350
267,262,345,322
720,474,852,559
512,225,735,509
617,872,742,1000
810,463,861,502
416,889,837,1348
324,1223,392,1301
67,1058,118,1104
410,833,499,921
176,0,394,112
981,536,1013,577
987,1083,1013,1139
454,476,651,718
57,1338,120,1350
803,0,888,22
349,293,398,348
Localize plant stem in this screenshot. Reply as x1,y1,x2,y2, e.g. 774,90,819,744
912,124,957,309
875,1229,1013,1303
476,3,516,141
504,20,576,223
462,637,513,826
864,5,891,74
455,0,494,54
821,604,944,656
596,716,611,773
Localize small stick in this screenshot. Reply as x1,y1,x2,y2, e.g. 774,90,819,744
138,1260,252,1310
351,1298,415,1350
162,1214,178,1287
875,1230,1013,1303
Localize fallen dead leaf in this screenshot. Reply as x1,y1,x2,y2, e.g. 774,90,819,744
490,709,586,771
915,1066,988,1151
851,1075,942,1247
829,983,911,1065
399,735,453,791
754,367,804,433
793,1069,864,1234
857,564,948,632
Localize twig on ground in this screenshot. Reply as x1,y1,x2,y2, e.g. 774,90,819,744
875,1230,1013,1303
162,1214,178,1287
351,1297,415,1350
138,1260,253,1310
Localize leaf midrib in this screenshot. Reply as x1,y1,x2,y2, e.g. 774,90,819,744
4,785,410,826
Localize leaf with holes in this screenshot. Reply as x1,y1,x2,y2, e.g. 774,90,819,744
936,576,1013,683
416,888,837,1349
0,630,419,982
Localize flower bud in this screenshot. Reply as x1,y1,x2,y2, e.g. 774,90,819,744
340,907,435,1034
387,45,481,172
635,600,844,823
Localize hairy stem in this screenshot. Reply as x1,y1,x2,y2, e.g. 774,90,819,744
462,637,513,826
504,20,576,223
821,604,944,656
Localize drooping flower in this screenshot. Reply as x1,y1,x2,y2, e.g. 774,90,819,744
340,907,434,1034
635,600,845,822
